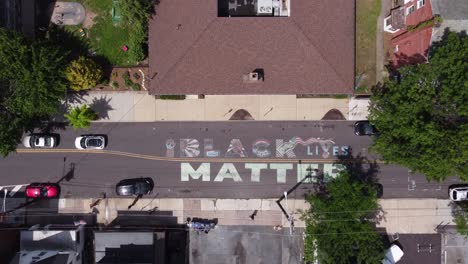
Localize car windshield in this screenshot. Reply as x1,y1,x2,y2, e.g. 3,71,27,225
363,124,374,134
87,138,102,147
453,191,457,200
80,138,87,148
41,187,48,196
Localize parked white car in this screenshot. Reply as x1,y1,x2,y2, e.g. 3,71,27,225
449,186,468,202
75,135,106,150
382,244,404,264
22,134,57,148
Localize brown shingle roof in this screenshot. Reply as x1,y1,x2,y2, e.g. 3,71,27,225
148,0,355,95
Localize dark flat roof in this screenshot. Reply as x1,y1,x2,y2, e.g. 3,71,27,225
148,0,355,95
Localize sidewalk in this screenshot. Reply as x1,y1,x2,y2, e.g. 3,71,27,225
58,197,455,234
58,198,309,228
69,92,351,121
376,199,455,234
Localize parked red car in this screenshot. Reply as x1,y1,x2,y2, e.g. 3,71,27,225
25,183,60,198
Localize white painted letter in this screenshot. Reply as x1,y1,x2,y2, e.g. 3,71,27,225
245,163,268,182
181,163,210,181
297,163,319,183
214,163,242,182
270,163,293,183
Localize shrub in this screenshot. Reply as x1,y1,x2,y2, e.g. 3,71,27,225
64,105,98,129
130,83,141,91
122,71,141,90
159,95,186,100
122,71,132,87
408,16,444,32
111,81,119,89
65,56,103,91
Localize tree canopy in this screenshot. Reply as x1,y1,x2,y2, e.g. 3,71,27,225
369,31,468,181
118,0,154,62
66,56,103,91
0,29,67,156
303,171,384,264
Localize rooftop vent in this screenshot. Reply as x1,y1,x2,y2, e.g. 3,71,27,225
243,69,264,83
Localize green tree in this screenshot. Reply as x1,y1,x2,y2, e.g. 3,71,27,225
0,29,68,156
127,25,146,62
66,56,103,91
369,31,468,181
303,172,384,264
118,0,154,62
451,201,468,237
118,0,154,26
64,105,98,129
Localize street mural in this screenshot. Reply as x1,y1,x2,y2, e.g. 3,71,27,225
165,137,349,183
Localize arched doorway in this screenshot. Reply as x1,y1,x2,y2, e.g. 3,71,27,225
229,109,254,120
321,109,346,120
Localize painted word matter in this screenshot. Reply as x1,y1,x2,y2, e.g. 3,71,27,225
181,163,344,183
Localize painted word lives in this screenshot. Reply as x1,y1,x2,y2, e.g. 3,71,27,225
166,137,349,159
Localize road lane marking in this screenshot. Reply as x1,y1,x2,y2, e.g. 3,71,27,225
8,185,23,197
16,149,385,164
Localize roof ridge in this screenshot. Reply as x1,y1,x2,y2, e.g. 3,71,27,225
157,18,218,85
289,17,349,89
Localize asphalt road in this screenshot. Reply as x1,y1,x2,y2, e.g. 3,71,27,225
0,121,461,199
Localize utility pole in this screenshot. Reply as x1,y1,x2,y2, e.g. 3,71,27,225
276,166,318,235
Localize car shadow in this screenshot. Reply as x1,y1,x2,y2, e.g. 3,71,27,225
49,133,61,147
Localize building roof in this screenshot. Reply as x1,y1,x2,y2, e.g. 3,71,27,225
20,230,77,251
390,0,433,67
148,0,355,95
94,232,155,264
390,6,406,30
392,26,432,67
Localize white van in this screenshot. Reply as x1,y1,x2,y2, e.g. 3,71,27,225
382,244,404,264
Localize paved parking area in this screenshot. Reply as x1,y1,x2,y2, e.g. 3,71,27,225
441,229,468,264
190,225,304,264
386,234,441,264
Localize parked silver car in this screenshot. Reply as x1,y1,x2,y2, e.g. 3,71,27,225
449,186,468,202
75,135,106,150
22,134,57,148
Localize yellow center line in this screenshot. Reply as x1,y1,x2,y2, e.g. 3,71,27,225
16,149,384,163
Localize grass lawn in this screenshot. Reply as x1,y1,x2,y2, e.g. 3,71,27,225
356,0,381,92
65,0,137,66
89,14,134,65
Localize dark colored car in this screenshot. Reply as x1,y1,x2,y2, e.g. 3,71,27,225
116,177,154,196
354,121,379,136
25,183,60,198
